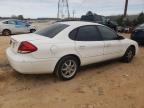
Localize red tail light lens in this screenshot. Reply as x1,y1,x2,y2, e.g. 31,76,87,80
18,41,37,54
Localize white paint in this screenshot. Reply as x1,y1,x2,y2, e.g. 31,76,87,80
6,21,139,74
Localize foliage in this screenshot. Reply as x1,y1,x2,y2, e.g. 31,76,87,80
86,11,93,16
11,15,24,20
116,12,144,27
116,15,124,26
137,12,144,25
18,15,24,20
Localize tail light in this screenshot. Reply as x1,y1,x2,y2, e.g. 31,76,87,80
18,41,37,54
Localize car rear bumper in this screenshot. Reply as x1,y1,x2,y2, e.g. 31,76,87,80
6,48,58,74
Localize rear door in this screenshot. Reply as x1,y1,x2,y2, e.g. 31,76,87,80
15,21,30,33
97,25,124,59
74,25,104,65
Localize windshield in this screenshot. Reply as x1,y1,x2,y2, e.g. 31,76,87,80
35,23,69,38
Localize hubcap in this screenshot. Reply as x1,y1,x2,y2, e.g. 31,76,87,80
61,60,77,78
4,31,10,36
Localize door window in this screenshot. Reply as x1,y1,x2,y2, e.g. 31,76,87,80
97,25,118,40
16,21,25,26
76,26,102,41
69,28,78,40
8,21,16,25
3,21,8,24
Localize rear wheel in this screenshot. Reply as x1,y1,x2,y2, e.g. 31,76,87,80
122,47,135,63
2,29,11,36
54,56,79,81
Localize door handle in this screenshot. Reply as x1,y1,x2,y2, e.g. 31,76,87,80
79,46,86,49
106,44,111,47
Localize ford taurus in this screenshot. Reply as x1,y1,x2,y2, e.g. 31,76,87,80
6,21,138,80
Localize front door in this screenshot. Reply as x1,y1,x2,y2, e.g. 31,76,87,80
75,25,105,65
15,21,29,33
97,25,124,59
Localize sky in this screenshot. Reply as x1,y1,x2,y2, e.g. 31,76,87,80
0,0,143,18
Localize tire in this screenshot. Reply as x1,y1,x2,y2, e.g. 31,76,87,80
122,47,135,63
30,29,36,33
2,29,11,36
54,56,79,81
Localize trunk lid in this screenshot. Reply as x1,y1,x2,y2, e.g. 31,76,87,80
10,33,51,53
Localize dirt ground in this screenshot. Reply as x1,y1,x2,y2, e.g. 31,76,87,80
0,33,144,108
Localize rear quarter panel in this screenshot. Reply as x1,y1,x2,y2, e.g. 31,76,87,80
29,26,81,65
30,40,78,59
1,24,15,34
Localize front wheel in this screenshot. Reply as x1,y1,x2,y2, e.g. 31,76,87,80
122,47,135,63
54,56,79,81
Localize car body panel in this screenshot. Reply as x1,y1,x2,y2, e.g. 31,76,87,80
75,41,105,65
6,21,139,74
6,48,57,74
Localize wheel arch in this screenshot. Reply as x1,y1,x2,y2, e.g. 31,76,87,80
2,29,12,34
53,54,81,80
57,54,81,67
54,54,81,73
128,45,136,55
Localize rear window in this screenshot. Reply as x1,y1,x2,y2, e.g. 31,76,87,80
35,23,69,38
15,21,26,26
3,21,8,24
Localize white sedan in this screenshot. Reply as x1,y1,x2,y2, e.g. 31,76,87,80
6,21,138,80
0,19,36,36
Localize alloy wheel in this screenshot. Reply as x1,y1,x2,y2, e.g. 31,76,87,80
61,60,77,79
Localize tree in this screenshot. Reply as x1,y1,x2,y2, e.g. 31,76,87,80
11,15,17,19
137,12,144,24
116,12,144,27
132,19,138,26
124,18,131,26
86,11,93,16
116,15,124,26
18,15,24,20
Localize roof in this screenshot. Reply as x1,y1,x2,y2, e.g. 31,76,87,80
0,19,24,22
59,21,102,27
